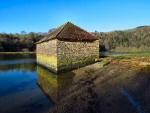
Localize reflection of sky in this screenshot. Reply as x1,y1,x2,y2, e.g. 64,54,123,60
121,88,146,113
0,70,37,97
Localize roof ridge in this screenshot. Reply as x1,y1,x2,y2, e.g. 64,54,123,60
55,22,69,38
36,22,98,44
65,22,94,36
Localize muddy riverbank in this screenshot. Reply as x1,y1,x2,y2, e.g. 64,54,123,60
48,57,150,113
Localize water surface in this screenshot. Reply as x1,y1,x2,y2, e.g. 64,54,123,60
0,54,53,113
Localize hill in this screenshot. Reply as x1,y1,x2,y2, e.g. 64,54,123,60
94,26,150,52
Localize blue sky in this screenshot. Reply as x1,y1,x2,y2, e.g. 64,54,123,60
0,0,150,33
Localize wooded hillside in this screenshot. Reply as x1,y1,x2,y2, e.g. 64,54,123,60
1,26,150,52
95,26,150,52
0,32,45,52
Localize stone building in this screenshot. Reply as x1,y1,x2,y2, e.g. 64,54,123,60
36,22,99,73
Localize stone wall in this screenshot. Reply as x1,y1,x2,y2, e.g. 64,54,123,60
36,39,99,73
57,40,99,72
36,39,57,72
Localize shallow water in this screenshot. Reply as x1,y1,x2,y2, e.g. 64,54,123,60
101,51,129,56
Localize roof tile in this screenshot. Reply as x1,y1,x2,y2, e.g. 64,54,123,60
37,22,98,44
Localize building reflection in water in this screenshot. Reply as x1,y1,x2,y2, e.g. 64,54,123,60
37,65,75,103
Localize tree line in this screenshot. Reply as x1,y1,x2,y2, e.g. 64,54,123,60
95,26,150,52
1,26,150,52
0,32,46,52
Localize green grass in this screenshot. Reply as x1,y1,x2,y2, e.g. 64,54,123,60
0,52,36,54
110,52,150,57
99,59,111,67
106,52,150,60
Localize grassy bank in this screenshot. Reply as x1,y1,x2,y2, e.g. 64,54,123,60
111,47,150,53
0,52,36,54
108,51,150,58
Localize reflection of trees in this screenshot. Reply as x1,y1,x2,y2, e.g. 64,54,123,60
37,65,75,103
0,63,36,72
0,54,36,61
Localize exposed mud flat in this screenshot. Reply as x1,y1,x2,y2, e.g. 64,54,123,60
48,58,150,113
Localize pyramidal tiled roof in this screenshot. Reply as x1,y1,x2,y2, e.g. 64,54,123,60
37,22,98,44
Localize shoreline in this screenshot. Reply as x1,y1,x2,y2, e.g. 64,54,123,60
48,57,150,113
0,52,36,54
